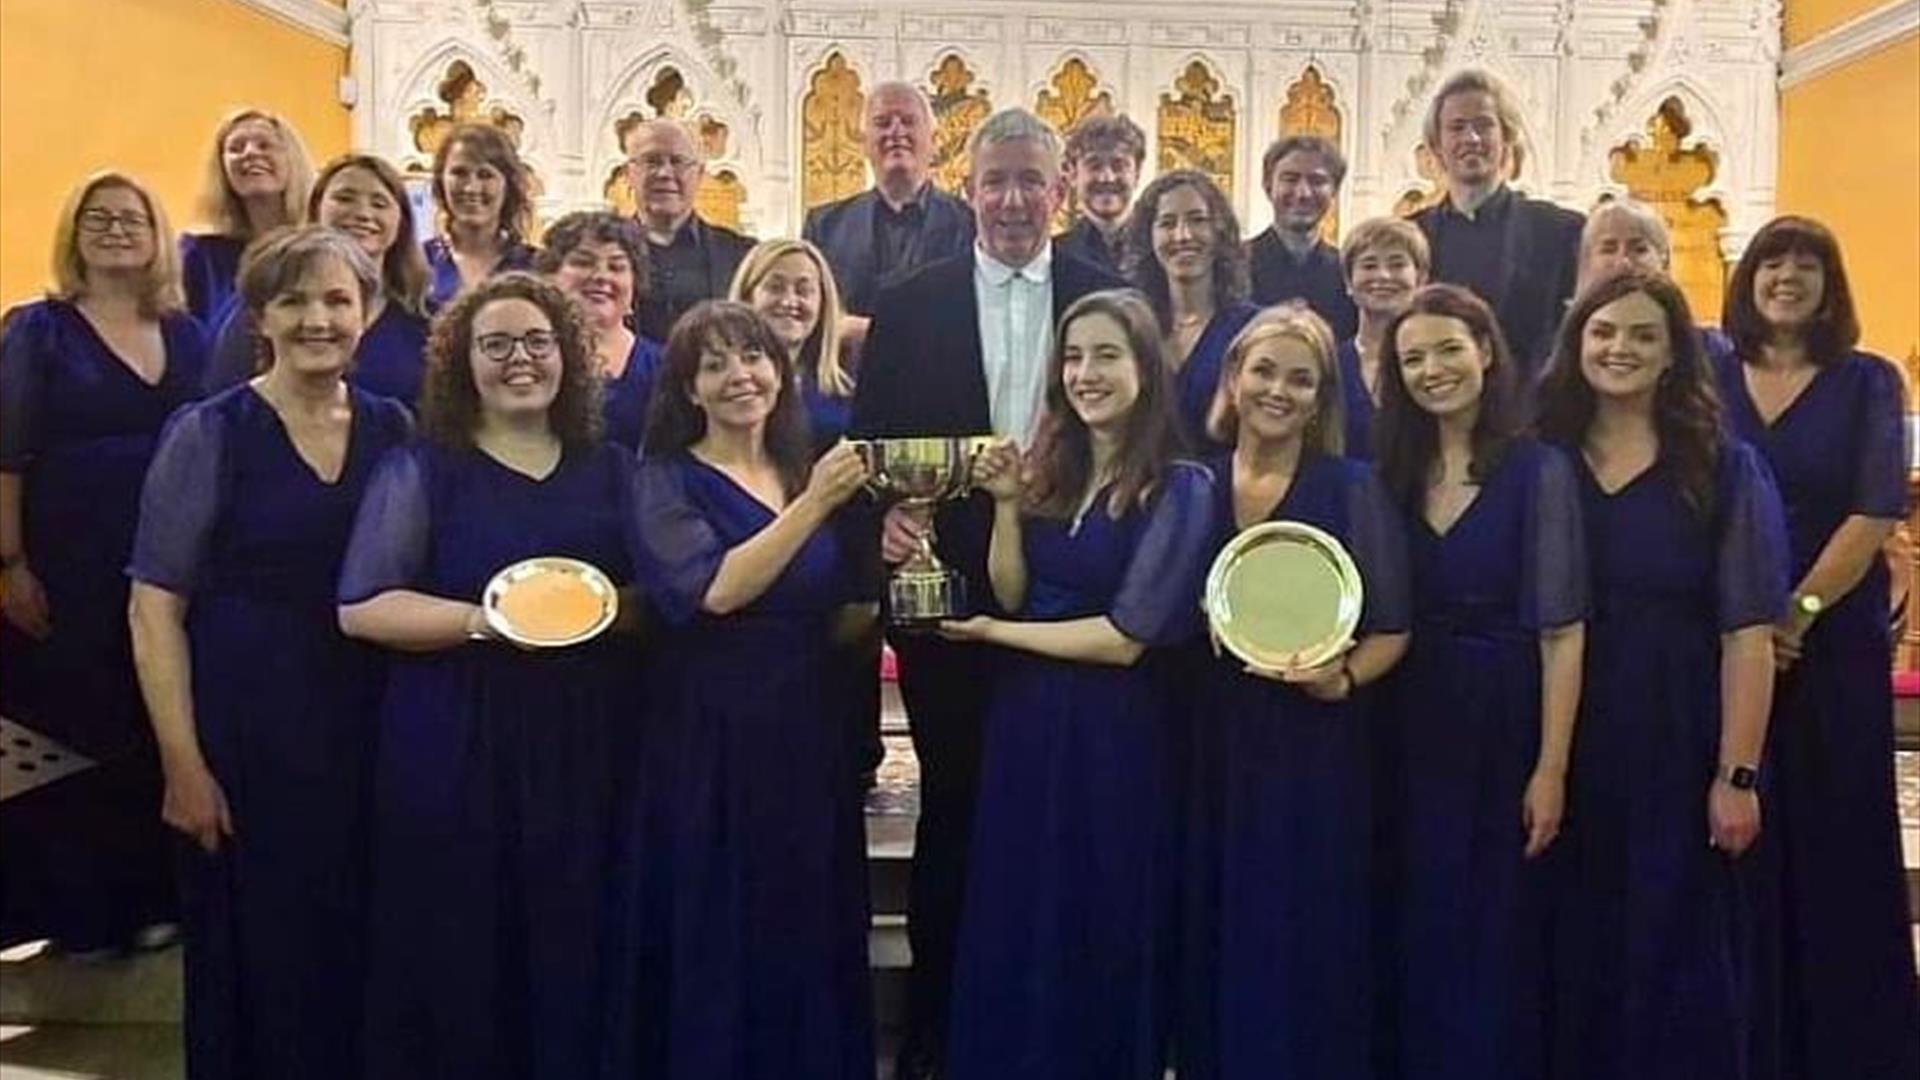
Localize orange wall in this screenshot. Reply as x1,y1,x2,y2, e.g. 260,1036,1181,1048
1778,34,1920,364
0,0,349,309
1784,0,1897,49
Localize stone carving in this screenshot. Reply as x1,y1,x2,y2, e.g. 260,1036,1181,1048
1608,96,1728,319
603,66,747,230
408,60,528,167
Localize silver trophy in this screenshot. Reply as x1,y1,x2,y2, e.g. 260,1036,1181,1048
852,435,996,625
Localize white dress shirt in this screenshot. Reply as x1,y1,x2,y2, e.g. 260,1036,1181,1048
973,244,1054,446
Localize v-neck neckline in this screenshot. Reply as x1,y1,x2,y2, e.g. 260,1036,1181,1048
66,302,169,389
477,440,566,484
1579,450,1659,499
246,383,357,487
689,453,786,517
1738,358,1826,431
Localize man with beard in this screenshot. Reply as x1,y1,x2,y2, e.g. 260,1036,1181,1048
1054,113,1146,273
852,107,1125,1080
1246,133,1359,343
624,118,756,341
1409,68,1583,377
805,81,974,347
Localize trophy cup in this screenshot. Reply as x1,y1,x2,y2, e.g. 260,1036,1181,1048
852,435,997,626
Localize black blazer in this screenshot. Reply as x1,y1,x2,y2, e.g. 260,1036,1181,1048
803,186,975,316
1412,190,1583,376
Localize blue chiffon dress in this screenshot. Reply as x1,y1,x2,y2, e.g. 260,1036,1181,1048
0,299,204,947
607,452,873,1079
944,462,1217,1080
205,302,430,407
423,237,539,312
1708,342,1920,1079
600,336,663,451
179,233,246,333
1175,302,1260,450
1552,442,1788,1080
1392,438,1587,1080
127,384,410,1079
1337,339,1376,461
1179,451,1412,1080
339,439,643,1080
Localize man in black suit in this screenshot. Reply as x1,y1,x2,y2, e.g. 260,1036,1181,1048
1410,68,1583,376
624,118,756,342
804,81,974,340
1247,133,1360,342
1053,113,1146,273
852,107,1125,1079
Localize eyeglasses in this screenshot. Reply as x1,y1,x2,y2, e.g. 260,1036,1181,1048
629,153,699,174
77,209,152,234
474,330,559,362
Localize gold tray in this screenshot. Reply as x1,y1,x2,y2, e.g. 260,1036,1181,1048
1204,520,1363,673
482,557,617,648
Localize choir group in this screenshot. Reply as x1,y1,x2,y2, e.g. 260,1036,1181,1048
0,66,1916,1080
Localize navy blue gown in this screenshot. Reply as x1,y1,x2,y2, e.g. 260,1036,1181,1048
944,462,1217,1080
608,452,873,1079
340,439,642,1080
127,384,410,1079
1180,451,1412,1080
205,302,430,407
0,299,204,947
1709,342,1920,1079
179,233,245,333
1337,339,1376,461
802,372,855,450
1393,438,1587,1080
1175,302,1260,450
600,336,663,451
1553,442,1788,1080
423,237,539,312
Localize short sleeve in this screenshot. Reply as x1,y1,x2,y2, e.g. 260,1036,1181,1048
1519,444,1589,630
1715,442,1790,632
337,445,433,604
201,306,258,395
126,402,229,594
0,304,47,470
1111,462,1219,646
1850,354,1909,518
629,457,728,626
1347,464,1412,634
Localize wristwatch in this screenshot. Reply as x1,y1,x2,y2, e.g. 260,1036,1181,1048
1717,763,1760,790
1791,591,1824,621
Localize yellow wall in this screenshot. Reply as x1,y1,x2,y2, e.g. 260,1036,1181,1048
0,0,349,309
1784,0,1894,49
1778,34,1920,364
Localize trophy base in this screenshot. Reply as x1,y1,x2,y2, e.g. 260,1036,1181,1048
888,570,967,628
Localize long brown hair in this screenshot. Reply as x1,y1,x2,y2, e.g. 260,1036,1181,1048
1721,215,1860,366
307,154,431,315
1025,289,1183,520
431,123,536,247
1537,271,1725,518
419,272,603,449
1124,170,1249,333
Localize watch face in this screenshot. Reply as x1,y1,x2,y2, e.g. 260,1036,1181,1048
1726,765,1759,790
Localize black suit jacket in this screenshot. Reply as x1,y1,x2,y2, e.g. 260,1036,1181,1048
1053,216,1127,275
803,186,975,316
1245,230,1359,343
1412,189,1583,376
636,215,757,342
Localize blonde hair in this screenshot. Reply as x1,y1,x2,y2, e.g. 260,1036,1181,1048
1340,216,1433,281
194,109,315,238
1422,68,1531,180
1206,303,1345,456
728,238,852,397
51,171,185,318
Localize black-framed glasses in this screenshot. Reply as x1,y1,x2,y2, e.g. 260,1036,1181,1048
77,209,152,234
475,330,559,362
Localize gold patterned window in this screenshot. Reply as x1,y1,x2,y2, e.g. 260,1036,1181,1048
604,68,748,231
1036,57,1115,233
927,54,992,197
1158,61,1236,199
1608,97,1729,320
1277,67,1342,242
801,53,867,211
408,60,530,180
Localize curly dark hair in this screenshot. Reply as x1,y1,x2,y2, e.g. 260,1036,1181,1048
535,210,651,323
1720,214,1861,366
431,123,536,248
1124,169,1249,333
306,154,431,315
642,301,814,498
1537,271,1724,518
1025,289,1184,520
1373,284,1526,511
418,271,603,448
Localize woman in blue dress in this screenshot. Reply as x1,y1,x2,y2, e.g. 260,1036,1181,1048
1373,283,1586,1079
1710,217,1920,1079
1178,305,1412,1080
127,227,410,1079
935,290,1214,1079
1125,170,1259,447
179,110,313,331
339,272,642,1079
1336,217,1430,460
0,172,205,953
207,155,431,406
423,123,539,311
539,211,662,449
609,301,874,1078
1536,271,1787,1080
